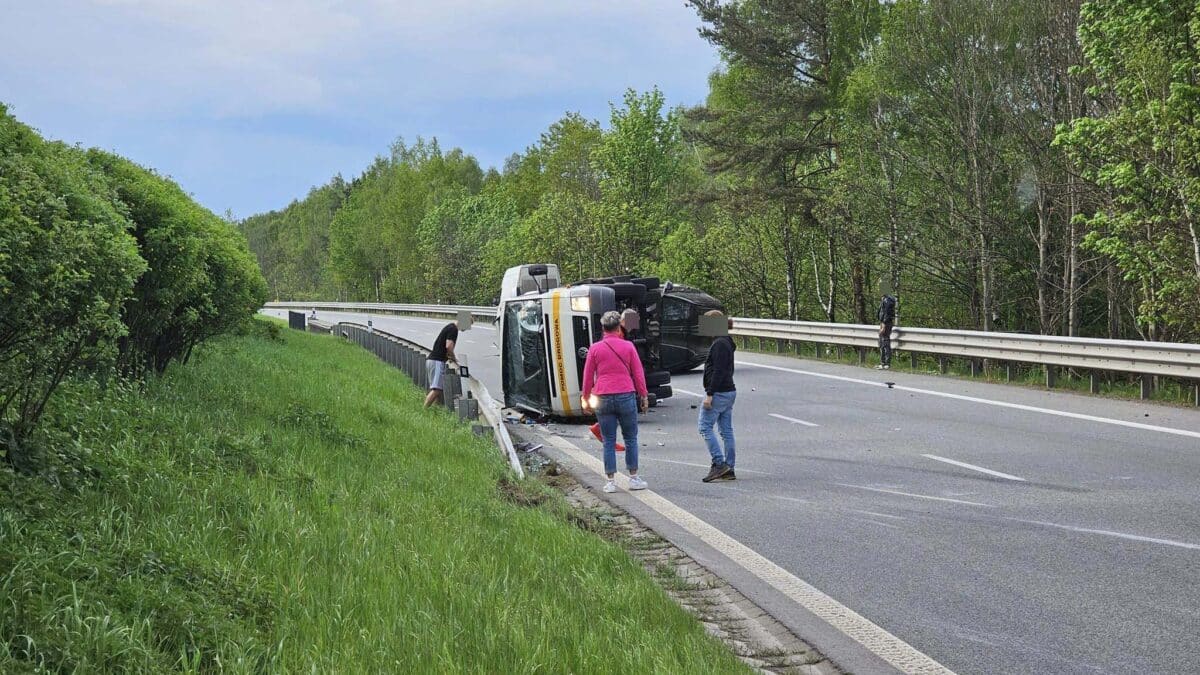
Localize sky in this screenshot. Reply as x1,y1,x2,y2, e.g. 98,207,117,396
0,1,720,219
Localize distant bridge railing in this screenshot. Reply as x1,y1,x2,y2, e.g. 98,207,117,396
265,302,1200,401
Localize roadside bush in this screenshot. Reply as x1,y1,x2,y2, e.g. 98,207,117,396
0,106,145,470
86,150,268,374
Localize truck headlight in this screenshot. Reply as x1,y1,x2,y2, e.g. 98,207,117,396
570,296,590,312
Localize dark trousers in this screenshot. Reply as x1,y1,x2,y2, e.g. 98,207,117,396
879,323,893,365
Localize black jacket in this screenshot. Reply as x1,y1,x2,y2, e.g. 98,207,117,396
703,336,736,395
877,295,896,324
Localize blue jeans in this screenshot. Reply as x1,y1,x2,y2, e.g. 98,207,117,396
698,391,736,468
597,392,639,476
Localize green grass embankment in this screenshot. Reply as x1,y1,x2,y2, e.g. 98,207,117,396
1,321,747,673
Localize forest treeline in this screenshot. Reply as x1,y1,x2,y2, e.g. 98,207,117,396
0,105,267,470
241,0,1200,343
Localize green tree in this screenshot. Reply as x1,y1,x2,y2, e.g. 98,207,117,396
1058,0,1200,340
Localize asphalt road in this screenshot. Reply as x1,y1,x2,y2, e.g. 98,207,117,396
265,309,1200,674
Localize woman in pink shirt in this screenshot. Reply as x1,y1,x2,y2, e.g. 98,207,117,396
581,310,649,493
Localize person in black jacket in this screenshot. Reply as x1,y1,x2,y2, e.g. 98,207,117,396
699,310,738,482
876,294,897,369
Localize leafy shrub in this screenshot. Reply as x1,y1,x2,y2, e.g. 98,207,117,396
0,106,145,470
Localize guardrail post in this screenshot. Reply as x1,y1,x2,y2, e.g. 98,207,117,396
910,352,918,369
813,342,823,359
1193,382,1199,407
856,347,865,365
1045,365,1057,389
969,360,981,377
776,338,784,354
1089,372,1100,394
443,372,461,410
1140,374,1153,400
937,356,947,374
1005,362,1014,382
456,395,479,421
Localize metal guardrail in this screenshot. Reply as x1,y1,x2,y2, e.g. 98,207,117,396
267,301,496,322
732,318,1200,384
266,301,1200,400
319,320,523,478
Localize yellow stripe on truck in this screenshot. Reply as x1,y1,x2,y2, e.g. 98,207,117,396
551,290,572,415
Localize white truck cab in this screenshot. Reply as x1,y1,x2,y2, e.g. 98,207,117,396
496,264,672,418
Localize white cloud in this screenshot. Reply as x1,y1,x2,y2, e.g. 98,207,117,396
0,0,717,214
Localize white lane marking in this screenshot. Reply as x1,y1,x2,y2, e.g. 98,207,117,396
674,387,704,397
737,360,1200,441
921,454,1027,482
642,457,770,475
769,413,820,427
852,509,908,521
1010,518,1200,551
541,432,952,674
837,483,996,508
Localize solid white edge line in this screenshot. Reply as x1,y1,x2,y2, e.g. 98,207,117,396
837,483,996,508
674,387,704,397
921,454,1027,482
769,413,820,427
737,360,1200,441
1010,518,1200,551
541,433,954,674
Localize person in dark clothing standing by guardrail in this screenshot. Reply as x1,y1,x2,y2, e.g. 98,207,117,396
424,320,460,408
700,310,737,483
876,293,897,370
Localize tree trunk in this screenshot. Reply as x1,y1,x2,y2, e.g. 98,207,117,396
1036,186,1052,334
825,232,837,323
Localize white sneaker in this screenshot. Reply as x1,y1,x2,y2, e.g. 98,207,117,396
628,476,648,491
603,480,617,493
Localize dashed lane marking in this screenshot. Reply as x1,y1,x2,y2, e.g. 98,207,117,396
769,413,820,427
921,454,1027,482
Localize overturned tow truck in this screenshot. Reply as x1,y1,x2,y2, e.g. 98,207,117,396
497,264,677,418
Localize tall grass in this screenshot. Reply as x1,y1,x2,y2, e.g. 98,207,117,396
1,321,747,673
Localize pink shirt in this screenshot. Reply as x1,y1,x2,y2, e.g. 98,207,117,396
581,332,648,399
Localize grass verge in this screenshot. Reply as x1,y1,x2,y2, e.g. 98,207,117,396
1,319,748,673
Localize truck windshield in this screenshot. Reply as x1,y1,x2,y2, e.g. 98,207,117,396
502,300,551,412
